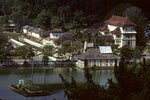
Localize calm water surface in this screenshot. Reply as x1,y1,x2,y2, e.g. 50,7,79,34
0,66,115,100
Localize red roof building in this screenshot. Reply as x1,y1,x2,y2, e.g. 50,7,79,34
104,15,136,27
99,15,137,48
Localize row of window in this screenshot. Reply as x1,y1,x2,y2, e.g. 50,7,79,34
89,63,114,67
123,27,134,31
88,59,114,63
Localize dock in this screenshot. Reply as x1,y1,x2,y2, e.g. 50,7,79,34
9,84,52,97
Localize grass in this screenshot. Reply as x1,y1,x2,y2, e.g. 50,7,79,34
38,83,65,91
144,46,150,53
11,56,22,60
21,84,42,91
4,32,21,40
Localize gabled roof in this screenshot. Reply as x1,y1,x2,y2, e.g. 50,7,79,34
77,48,119,59
111,27,121,35
104,16,136,27
50,28,64,33
99,24,109,31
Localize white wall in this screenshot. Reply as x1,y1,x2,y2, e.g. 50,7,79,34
77,59,118,68
108,25,117,31
31,32,40,38
23,29,28,34
50,33,62,39
43,39,54,46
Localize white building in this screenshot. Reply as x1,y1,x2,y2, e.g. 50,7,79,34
49,28,64,40
76,46,119,69
22,25,49,39
99,16,137,48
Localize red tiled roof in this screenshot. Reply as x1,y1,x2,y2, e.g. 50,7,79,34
104,16,136,27
111,27,121,35
99,24,109,31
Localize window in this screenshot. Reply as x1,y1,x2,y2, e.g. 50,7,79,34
116,35,120,38
106,59,108,63
116,40,121,43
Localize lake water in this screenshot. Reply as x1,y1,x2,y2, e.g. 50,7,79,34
0,67,115,100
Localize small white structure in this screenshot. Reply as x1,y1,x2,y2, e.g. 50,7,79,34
19,79,25,85
42,39,54,46
76,46,119,69
49,28,64,40
99,16,136,48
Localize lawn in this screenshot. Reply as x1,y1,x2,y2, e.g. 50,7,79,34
4,32,21,40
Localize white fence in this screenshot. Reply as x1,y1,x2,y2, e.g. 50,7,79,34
23,38,43,48
10,38,25,47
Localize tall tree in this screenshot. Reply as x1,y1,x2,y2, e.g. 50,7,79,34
40,45,54,66
123,7,150,46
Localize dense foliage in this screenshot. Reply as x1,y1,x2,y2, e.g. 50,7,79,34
0,0,150,46
60,58,150,100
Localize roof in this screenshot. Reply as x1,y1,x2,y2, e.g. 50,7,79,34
111,27,121,35
104,15,136,27
23,25,49,36
23,25,31,29
99,24,109,31
50,28,64,33
78,48,119,59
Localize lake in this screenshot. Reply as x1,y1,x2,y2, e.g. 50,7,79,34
0,66,115,100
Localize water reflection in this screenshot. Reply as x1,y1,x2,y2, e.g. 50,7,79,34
0,67,115,100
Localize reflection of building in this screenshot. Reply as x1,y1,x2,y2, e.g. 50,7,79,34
76,46,119,69
99,16,136,48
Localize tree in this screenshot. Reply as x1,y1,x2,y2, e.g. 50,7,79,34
0,27,10,62
40,45,54,66
123,7,150,46
15,45,35,66
73,29,92,43
120,45,134,61
56,40,77,60
59,64,107,100
34,9,51,30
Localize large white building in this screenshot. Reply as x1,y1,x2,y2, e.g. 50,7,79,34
99,16,137,48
